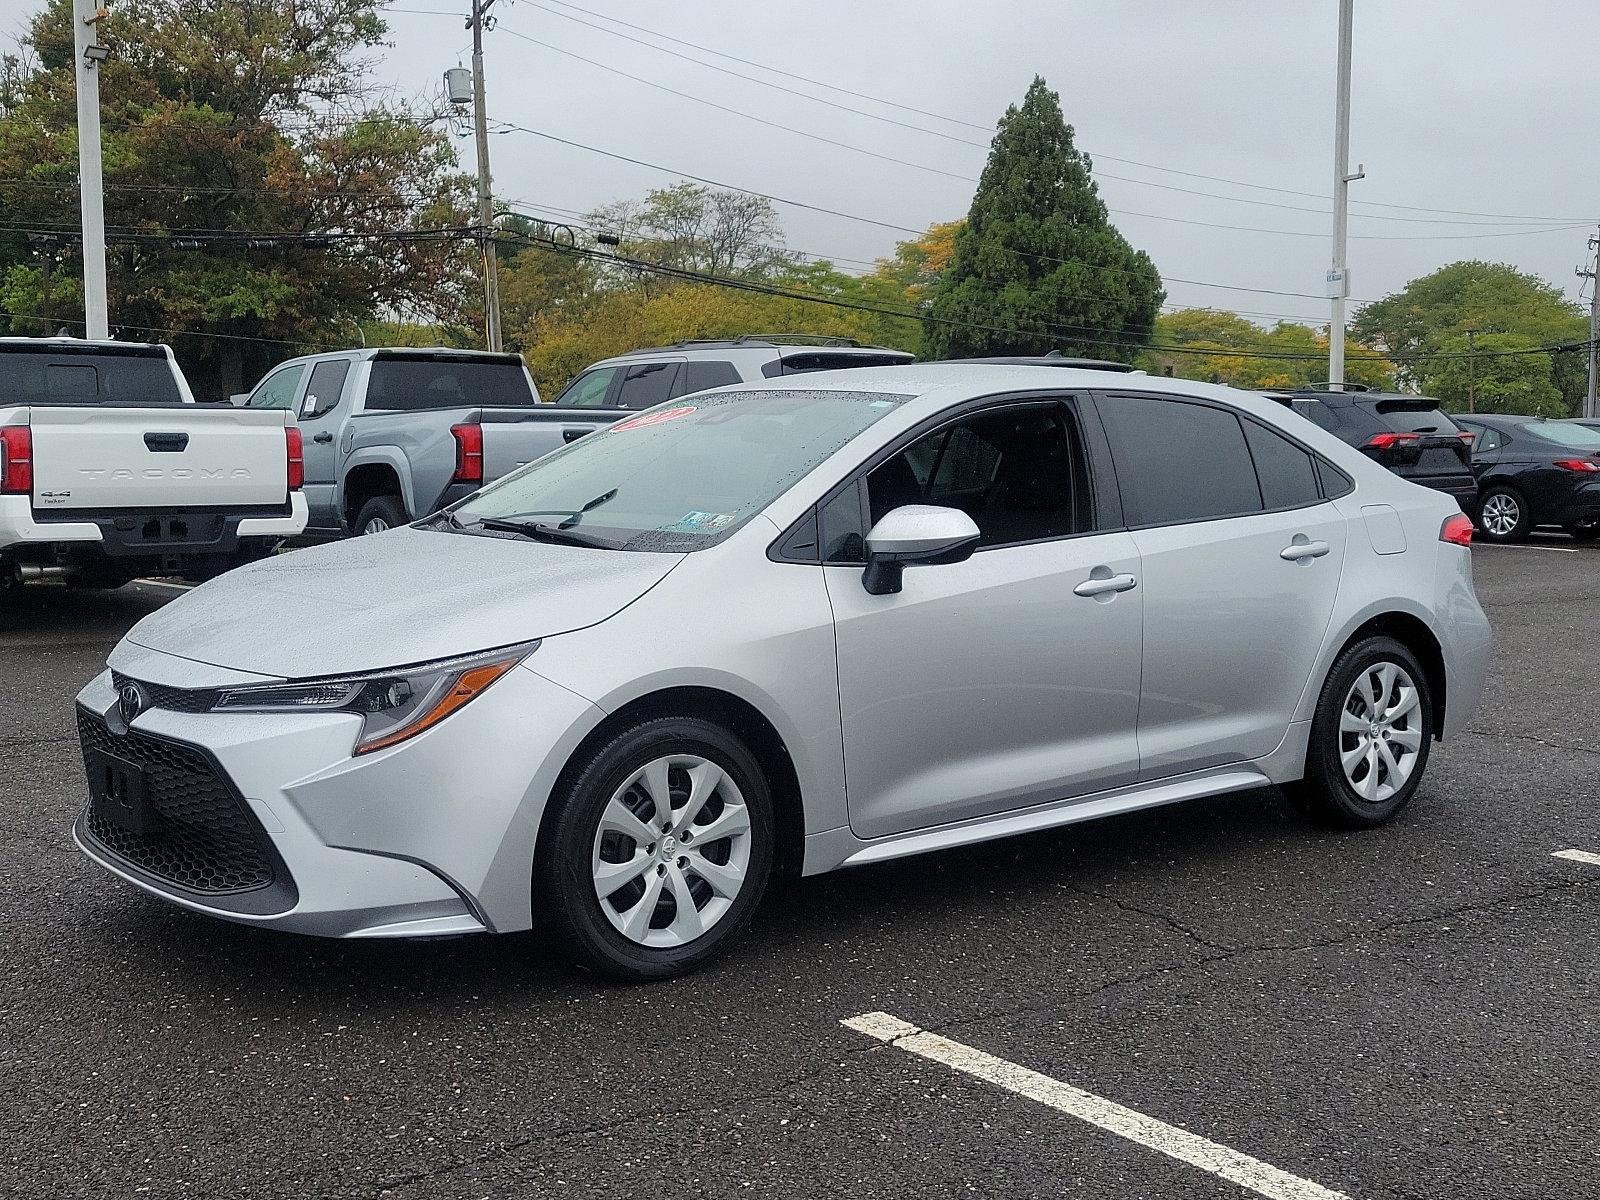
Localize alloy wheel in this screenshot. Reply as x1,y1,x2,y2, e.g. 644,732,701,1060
1338,661,1423,803
361,516,389,535
1480,493,1519,537
591,755,752,948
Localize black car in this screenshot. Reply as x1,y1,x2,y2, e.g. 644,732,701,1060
1276,388,1477,512
1452,415,1600,542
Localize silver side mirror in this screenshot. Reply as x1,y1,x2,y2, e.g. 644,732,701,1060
862,505,981,595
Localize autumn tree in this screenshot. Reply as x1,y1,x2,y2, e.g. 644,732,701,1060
0,0,475,396
1142,308,1394,390
923,77,1163,361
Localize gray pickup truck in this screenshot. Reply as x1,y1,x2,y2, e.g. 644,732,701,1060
238,347,622,535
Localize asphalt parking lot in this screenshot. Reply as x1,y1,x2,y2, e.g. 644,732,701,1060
2,542,1597,1200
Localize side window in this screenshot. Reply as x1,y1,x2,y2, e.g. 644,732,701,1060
247,364,305,409
863,404,1087,550
300,360,350,421
819,481,867,564
551,366,618,407
1242,420,1321,509
682,360,741,394
1477,427,1502,452
1292,399,1340,432
1099,395,1261,525
615,361,680,409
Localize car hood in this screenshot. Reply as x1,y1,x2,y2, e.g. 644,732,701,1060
124,527,685,679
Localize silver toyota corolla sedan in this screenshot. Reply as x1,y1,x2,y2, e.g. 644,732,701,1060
74,364,1492,980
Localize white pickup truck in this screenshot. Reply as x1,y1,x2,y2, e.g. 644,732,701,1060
0,338,307,590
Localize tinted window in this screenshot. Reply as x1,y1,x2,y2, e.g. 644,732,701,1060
1522,421,1600,449
364,357,536,411
0,351,182,404
454,389,909,553
819,481,866,563
301,360,350,421
683,360,741,393
1369,401,1459,435
863,404,1087,550
1243,420,1320,509
1100,396,1261,525
551,366,618,407
774,351,912,375
1316,458,1355,499
615,362,680,409
1292,399,1340,432
1475,427,1503,452
247,364,305,409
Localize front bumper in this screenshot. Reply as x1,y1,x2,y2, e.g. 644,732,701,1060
72,649,603,938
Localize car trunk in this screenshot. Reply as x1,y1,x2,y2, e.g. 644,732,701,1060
1361,398,1473,486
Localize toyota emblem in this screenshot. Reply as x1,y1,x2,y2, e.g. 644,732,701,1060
117,681,146,726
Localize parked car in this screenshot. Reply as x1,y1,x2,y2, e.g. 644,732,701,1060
1273,387,1477,512
1452,414,1600,542
74,365,1489,980
548,335,914,409
0,338,306,590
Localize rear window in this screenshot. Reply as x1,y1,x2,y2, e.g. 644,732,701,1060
764,351,912,377
364,356,535,411
0,352,182,404
1368,400,1459,436
1520,421,1600,449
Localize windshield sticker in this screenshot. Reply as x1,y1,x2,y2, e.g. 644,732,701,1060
670,511,736,532
612,405,697,432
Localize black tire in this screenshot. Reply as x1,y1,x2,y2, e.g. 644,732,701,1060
353,494,407,536
542,717,776,982
1475,485,1531,543
1287,635,1435,829
1565,524,1600,543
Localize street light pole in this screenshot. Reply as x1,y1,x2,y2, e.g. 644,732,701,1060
71,0,110,339
469,0,502,352
1586,229,1599,419
1327,0,1362,390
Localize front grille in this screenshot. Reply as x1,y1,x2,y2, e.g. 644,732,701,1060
110,671,220,714
77,708,276,895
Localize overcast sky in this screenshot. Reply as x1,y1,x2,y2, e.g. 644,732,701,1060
7,0,1598,327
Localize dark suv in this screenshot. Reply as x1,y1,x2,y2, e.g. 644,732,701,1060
1276,388,1476,511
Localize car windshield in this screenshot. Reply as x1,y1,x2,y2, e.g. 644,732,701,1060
1525,421,1600,449
450,388,910,551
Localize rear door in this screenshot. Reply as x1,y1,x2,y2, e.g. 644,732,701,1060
295,359,352,527
1095,392,1347,778
613,359,685,409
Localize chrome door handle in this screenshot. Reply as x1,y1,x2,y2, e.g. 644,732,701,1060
1280,539,1331,561
1074,572,1137,598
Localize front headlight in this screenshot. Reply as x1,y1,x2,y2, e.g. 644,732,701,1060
211,641,539,755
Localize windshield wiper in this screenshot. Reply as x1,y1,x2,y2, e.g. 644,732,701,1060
473,517,621,550
485,489,619,530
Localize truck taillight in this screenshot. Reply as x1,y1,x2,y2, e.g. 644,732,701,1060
1440,513,1474,546
285,426,304,490
451,423,483,485
0,426,32,495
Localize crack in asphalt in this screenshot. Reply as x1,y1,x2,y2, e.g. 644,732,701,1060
1465,727,1600,758
1061,884,1237,953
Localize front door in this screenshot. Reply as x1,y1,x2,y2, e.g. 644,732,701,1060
1096,392,1347,778
823,398,1144,841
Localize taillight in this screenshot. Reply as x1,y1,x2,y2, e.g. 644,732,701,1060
1553,458,1600,474
1440,513,1474,546
284,426,304,491
1366,432,1420,451
451,423,483,485
0,426,32,496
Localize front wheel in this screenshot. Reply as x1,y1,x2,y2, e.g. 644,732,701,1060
1476,486,1530,542
542,717,775,982
1287,635,1434,828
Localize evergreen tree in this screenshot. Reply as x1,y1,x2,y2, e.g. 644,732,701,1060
923,77,1164,361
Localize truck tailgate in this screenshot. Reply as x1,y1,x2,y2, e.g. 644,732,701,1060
479,407,624,481
29,405,289,510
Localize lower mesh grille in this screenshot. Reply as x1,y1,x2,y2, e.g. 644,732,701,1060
77,707,276,895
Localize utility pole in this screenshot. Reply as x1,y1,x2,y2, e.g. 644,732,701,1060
1465,328,1478,414
468,0,502,351
1579,228,1599,419
71,0,110,339
1327,0,1363,389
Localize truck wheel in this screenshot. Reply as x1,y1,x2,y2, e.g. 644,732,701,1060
354,495,407,535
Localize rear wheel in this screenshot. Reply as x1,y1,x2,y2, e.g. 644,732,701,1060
543,717,775,982
353,494,406,536
1288,635,1434,828
1476,486,1530,542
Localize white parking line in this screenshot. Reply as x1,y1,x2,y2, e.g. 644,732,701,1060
132,579,195,591
1475,543,1579,553
843,1012,1350,1200
1553,849,1600,867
